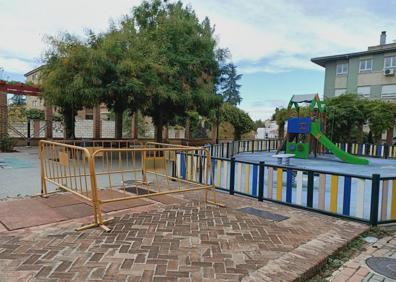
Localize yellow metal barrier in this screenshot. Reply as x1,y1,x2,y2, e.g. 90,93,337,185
40,140,222,232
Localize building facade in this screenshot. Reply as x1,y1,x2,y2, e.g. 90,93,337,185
312,31,396,100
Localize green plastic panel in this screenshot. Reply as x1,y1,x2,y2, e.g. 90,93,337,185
286,142,309,159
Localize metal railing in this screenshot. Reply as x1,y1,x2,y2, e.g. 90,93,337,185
40,140,222,231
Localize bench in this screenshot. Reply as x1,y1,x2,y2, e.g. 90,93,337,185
272,153,295,165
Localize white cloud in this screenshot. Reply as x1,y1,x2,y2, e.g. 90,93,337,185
188,0,396,74
241,99,287,120
0,57,33,74
1,0,395,75
0,0,141,73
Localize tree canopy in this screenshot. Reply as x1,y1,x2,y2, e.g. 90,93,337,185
41,34,100,138
272,93,396,144
130,0,221,141
39,0,252,141
222,103,255,140
218,63,242,105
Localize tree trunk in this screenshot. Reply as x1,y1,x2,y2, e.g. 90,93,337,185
211,123,216,143
185,117,191,141
114,110,123,139
155,120,163,143
63,111,74,139
278,124,285,140
356,123,364,143
131,112,138,139
386,127,394,145
234,129,241,140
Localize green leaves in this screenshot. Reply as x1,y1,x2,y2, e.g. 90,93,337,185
222,103,255,140
218,63,243,105
325,94,395,143
40,0,242,141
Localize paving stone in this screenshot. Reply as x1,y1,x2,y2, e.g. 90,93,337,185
0,191,367,281
0,198,66,230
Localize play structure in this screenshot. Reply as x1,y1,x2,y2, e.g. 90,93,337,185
277,94,369,165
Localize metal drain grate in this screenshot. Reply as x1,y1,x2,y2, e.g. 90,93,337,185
366,257,396,279
238,207,289,221
121,180,154,195
124,187,153,195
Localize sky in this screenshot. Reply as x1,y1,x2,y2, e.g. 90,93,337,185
1,0,396,120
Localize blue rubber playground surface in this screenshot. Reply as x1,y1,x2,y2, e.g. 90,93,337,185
235,151,396,178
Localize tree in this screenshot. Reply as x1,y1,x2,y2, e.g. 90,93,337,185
255,119,266,128
272,107,288,138
367,100,394,143
219,63,242,105
41,33,101,138
325,94,363,142
24,108,45,120
222,103,255,140
9,95,26,106
131,0,220,142
93,24,147,139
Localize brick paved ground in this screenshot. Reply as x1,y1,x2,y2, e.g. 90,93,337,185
0,191,368,281
330,232,396,282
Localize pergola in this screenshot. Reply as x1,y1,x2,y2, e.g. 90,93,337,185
0,80,44,139
0,80,110,140
0,80,40,96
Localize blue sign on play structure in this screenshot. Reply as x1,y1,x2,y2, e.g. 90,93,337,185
288,117,311,134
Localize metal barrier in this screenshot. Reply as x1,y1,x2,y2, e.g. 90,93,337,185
40,140,222,231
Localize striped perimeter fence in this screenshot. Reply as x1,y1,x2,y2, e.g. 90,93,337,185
179,151,396,226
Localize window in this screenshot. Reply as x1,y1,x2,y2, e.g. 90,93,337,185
336,63,348,75
359,59,372,72
381,84,396,100
335,89,346,96
357,86,371,98
384,56,396,69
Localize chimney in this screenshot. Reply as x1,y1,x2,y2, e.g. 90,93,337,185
380,31,387,45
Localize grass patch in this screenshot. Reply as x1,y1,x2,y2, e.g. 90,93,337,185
308,227,390,281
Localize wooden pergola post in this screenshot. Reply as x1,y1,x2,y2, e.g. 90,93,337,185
44,104,53,139
0,94,7,138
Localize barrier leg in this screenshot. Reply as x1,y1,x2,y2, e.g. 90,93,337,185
205,152,224,207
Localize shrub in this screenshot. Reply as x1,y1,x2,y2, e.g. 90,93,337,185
0,135,15,152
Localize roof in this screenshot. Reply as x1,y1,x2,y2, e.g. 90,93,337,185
311,44,396,67
24,65,45,77
290,94,319,103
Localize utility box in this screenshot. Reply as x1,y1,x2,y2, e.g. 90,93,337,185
287,118,311,134
286,142,309,159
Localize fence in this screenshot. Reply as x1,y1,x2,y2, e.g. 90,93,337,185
205,155,396,226
40,138,396,229
40,140,221,231
209,139,280,158
209,139,396,160
334,142,396,159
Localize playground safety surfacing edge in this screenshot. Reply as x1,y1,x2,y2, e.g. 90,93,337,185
0,190,367,281
236,151,396,178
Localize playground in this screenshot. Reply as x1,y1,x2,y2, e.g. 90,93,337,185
0,94,395,280
236,152,396,178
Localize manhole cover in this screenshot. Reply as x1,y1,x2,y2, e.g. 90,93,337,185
366,257,396,279
238,207,289,221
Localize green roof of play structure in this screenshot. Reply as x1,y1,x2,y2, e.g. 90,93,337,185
288,93,324,112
